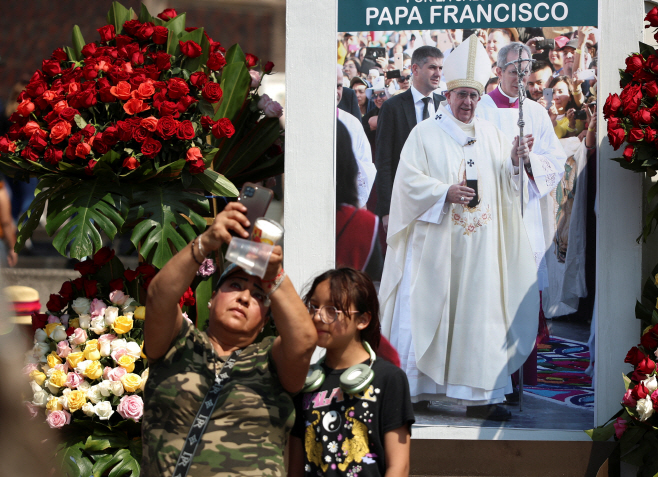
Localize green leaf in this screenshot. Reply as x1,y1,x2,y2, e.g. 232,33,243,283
192,168,238,197
74,114,88,130
56,440,94,477
584,421,616,441
640,42,657,59
15,177,60,253
155,158,186,178
202,147,219,167
92,453,123,477
623,373,632,390
229,152,284,185
45,179,128,260
198,99,215,118
195,276,214,331
224,43,247,65
71,25,86,62
214,61,251,122
106,449,140,477
166,13,187,56
127,182,209,269
64,46,77,62
107,2,131,35
221,118,281,178
138,4,153,23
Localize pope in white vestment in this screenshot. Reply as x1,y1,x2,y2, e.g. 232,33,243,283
379,35,539,419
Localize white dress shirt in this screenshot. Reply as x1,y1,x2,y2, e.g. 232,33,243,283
410,85,437,125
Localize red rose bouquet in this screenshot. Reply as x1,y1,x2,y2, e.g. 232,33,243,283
0,2,284,268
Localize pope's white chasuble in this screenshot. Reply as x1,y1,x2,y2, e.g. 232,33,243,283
380,104,539,404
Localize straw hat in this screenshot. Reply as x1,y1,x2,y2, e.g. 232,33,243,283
487,28,519,42
3,286,40,325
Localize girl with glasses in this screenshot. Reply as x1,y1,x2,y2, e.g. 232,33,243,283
288,268,414,477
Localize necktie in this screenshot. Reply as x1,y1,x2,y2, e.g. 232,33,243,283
421,96,431,121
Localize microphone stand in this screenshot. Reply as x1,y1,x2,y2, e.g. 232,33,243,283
503,45,535,412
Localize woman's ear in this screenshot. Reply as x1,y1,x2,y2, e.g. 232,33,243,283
356,312,371,331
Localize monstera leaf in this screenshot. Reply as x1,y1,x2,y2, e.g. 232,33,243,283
41,178,128,260
127,182,209,269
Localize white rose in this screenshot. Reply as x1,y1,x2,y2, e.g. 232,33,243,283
111,339,127,351
122,298,135,309
125,342,142,359
86,385,103,404
90,317,107,335
82,402,96,417
98,380,113,397
104,307,119,325
122,305,136,314
78,314,91,329
32,342,50,359
637,397,655,421
30,381,42,394
99,340,112,357
94,401,114,420
72,298,92,316
51,325,68,342
643,376,658,394
75,360,92,376
46,380,62,395
110,380,125,397
45,367,57,377
33,389,51,407
34,329,48,343
58,395,68,408
77,381,91,392
140,368,149,392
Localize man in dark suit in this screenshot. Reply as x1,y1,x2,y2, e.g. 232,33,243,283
375,46,445,230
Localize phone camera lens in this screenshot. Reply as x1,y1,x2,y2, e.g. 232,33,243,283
245,187,255,197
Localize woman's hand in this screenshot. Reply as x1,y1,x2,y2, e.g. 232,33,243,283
447,180,475,205
200,201,250,253
567,108,576,128
548,103,558,126
263,246,283,281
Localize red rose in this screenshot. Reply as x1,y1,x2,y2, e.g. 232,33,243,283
117,120,135,142
625,54,645,74
28,132,48,151
186,147,203,162
98,24,116,42
21,147,39,162
135,22,155,41
23,121,41,137
43,147,63,165
72,278,83,290
25,79,47,98
123,19,142,36
179,40,202,59
646,6,658,27
132,126,150,143
77,88,98,109
99,86,116,103
141,137,162,158
0,136,15,153
201,82,222,103
632,383,650,401
625,346,646,366
176,95,197,114
646,127,657,142
136,263,157,278
83,279,98,298
59,107,79,123
153,26,169,45
636,356,656,378
633,69,655,83
189,72,208,88
81,43,97,58
141,116,158,132
136,82,156,99
102,125,119,146
167,78,189,99
124,269,139,282
109,278,125,292
46,294,67,312
622,144,635,162
51,48,68,62
629,127,645,143
16,99,35,117
176,120,196,140
32,313,49,333
111,81,132,100
207,53,226,71
647,54,658,74
156,116,179,139
212,118,235,139
123,98,150,115
151,51,171,71
85,159,98,176
179,287,196,307
632,108,653,126
42,59,62,77
58,281,75,301
74,260,98,275
188,158,205,174
92,246,115,265
200,116,214,130
157,8,178,21
75,142,91,158
245,53,259,68
641,328,658,349
92,134,110,154
620,84,643,114
263,61,274,74
646,81,658,98
158,100,180,118
122,156,139,170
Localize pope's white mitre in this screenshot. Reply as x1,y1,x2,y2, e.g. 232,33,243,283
443,34,490,95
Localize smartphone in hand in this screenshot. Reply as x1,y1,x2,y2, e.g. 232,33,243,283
237,182,274,235
542,87,553,111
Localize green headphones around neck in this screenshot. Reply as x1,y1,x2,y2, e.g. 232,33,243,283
302,341,376,395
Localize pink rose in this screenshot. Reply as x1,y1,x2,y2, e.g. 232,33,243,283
46,410,71,429
70,328,87,345
65,372,84,389
25,402,40,419
622,388,637,407
613,417,628,439
109,290,128,305
90,298,107,317
117,395,144,422
111,348,127,362
105,366,127,381
47,315,61,324
98,333,117,344
54,363,69,372
57,340,72,358
60,314,70,327
249,70,261,88
257,94,283,118
23,363,39,375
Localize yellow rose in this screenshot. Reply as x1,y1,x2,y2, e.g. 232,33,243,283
46,397,63,412
120,373,142,393
84,360,103,380
44,323,60,338
117,354,136,373
140,342,146,359
83,340,101,361
134,306,145,320
47,352,63,369
69,318,80,329
49,370,67,388
29,369,47,386
66,352,85,369
113,315,134,334
67,390,86,412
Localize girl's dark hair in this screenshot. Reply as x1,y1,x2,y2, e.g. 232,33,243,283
303,268,381,350
336,120,359,208
547,75,579,112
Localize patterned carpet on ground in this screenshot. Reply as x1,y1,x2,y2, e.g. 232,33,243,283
524,336,594,410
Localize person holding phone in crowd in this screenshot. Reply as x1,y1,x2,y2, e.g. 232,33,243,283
546,75,586,139
141,201,317,477
288,268,414,477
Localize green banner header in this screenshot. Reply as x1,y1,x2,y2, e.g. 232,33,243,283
338,0,598,32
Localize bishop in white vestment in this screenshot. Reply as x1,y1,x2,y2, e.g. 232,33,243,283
379,35,539,421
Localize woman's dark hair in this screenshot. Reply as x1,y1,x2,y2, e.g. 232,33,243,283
303,268,381,350
547,75,579,112
336,120,359,208
344,56,361,72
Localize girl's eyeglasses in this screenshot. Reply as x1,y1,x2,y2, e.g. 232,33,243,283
371,91,387,99
307,304,360,324
398,75,412,82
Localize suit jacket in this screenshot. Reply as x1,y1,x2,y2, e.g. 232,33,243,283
374,89,445,216
338,87,362,120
